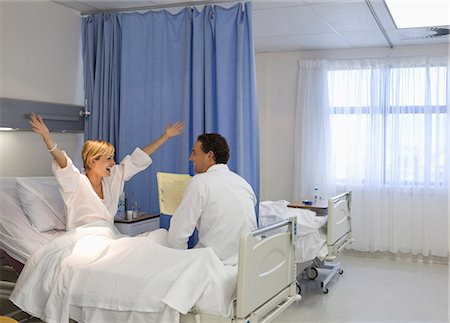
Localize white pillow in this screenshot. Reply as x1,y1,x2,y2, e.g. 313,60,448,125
16,177,66,232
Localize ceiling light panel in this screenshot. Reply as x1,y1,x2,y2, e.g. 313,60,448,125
385,0,450,28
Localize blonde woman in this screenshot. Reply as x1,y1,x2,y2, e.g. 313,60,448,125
30,113,184,230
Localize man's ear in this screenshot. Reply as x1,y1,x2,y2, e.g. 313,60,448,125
207,151,215,162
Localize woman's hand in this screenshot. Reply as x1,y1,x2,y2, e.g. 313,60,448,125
29,113,50,139
164,121,184,139
29,113,67,168
141,121,184,157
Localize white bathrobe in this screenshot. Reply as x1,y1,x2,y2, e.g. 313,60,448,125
52,148,152,230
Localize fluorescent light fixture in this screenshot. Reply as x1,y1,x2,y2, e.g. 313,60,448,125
0,127,19,131
385,0,450,28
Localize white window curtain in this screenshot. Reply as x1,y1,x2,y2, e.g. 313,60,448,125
294,57,448,257
293,60,336,201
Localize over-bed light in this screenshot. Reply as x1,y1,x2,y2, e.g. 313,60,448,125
0,127,19,131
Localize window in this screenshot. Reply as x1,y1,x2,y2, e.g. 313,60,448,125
328,64,447,186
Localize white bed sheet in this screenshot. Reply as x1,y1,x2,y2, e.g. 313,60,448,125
0,178,63,264
259,200,328,262
2,177,236,322
10,221,237,323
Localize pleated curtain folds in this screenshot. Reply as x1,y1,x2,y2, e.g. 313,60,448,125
82,2,259,217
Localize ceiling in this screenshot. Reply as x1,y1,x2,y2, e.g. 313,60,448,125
53,0,450,52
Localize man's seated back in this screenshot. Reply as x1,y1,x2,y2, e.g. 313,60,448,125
167,133,257,265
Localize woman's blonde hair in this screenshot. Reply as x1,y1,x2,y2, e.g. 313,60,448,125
82,140,115,171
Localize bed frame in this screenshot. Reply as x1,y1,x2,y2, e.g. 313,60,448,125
300,191,353,294
1,176,301,322
1,216,301,323
326,191,353,260
181,217,301,323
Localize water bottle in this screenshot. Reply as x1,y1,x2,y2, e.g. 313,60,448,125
314,188,319,203
118,191,126,215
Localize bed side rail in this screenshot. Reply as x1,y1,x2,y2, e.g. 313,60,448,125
328,191,352,210
235,217,300,322
326,191,353,260
251,218,297,243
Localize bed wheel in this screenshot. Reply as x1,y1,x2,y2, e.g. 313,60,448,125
322,287,329,294
339,269,344,274
296,282,302,294
305,267,318,280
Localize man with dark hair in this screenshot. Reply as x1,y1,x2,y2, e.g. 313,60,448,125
167,133,257,265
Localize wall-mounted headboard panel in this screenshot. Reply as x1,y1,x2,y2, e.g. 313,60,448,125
0,97,84,132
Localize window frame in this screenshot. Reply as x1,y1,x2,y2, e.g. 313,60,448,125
328,65,447,187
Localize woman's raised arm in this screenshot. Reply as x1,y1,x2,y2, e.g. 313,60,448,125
141,122,184,156
30,113,67,169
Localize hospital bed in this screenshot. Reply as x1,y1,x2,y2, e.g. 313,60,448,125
0,176,301,323
259,191,353,294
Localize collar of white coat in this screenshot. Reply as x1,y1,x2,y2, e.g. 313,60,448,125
206,163,229,173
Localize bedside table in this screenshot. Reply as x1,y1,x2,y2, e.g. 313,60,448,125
288,199,328,216
114,213,160,236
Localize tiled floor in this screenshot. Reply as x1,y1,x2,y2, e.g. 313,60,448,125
1,251,448,323
277,251,448,322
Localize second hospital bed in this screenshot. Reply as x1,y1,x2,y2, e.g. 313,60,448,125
259,191,353,294
0,176,301,323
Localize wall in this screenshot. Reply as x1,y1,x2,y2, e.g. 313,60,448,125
256,44,449,202
0,1,84,176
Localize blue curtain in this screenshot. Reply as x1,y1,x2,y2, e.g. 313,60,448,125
82,3,259,219
82,14,122,156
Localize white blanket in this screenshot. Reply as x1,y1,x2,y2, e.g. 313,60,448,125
10,221,236,323
259,200,328,262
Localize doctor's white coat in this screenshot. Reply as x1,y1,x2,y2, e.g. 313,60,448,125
167,164,257,265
